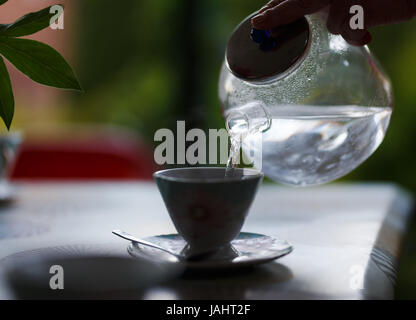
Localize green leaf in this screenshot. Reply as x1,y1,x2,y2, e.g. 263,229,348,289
0,5,63,37
0,37,82,91
0,1,8,6
0,56,14,129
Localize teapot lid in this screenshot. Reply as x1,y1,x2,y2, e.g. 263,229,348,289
226,13,310,81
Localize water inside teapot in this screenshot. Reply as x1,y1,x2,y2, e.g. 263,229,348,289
226,104,391,186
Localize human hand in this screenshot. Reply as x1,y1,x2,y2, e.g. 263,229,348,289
251,0,416,46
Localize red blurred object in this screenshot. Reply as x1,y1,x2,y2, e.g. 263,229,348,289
11,126,158,180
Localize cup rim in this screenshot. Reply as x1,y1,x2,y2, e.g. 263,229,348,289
153,167,263,183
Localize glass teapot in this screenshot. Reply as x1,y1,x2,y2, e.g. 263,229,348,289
219,12,393,186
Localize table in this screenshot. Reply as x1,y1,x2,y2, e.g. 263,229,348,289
0,182,413,299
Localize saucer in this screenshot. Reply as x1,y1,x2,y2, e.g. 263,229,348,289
127,232,293,269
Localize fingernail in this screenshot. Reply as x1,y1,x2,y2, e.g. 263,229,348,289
351,32,372,46
361,32,372,44
251,13,267,26
347,32,372,46
258,5,270,13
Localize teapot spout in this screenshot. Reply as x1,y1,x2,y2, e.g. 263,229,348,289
225,101,271,135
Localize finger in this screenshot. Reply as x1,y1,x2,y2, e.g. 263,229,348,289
327,0,416,34
257,0,286,14
253,0,287,27
326,0,351,35
335,13,371,46
342,30,372,46
364,0,416,28
252,0,331,29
